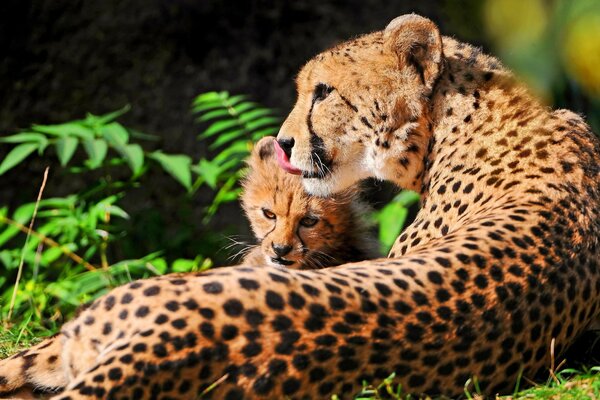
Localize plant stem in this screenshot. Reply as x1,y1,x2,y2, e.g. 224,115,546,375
8,168,49,321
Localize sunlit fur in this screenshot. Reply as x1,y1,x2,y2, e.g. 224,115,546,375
240,137,380,269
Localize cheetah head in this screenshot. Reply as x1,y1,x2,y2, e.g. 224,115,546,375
275,14,443,196
242,137,363,269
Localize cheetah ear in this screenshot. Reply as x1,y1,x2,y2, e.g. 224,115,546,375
384,14,443,93
251,136,276,164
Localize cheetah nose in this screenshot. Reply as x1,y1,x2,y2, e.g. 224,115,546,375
272,243,293,257
277,137,295,159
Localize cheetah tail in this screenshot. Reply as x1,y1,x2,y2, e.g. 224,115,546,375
0,334,67,395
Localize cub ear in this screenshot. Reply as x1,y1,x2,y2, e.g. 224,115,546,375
384,14,443,93
250,136,276,164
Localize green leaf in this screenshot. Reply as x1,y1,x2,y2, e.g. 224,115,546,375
0,143,38,175
101,122,129,146
245,116,280,132
208,128,246,150
0,224,20,248
146,257,167,275
197,109,231,122
0,132,47,144
196,159,221,189
149,151,192,190
116,143,144,176
33,122,93,139
13,203,36,224
97,204,130,220
171,258,197,273
231,101,260,114
55,136,78,166
377,203,408,254
93,105,131,125
200,120,242,139
41,246,64,265
212,140,251,164
192,100,226,114
225,94,248,107
238,108,273,123
82,139,108,168
0,250,14,269
192,91,225,105
38,196,77,209
394,190,420,207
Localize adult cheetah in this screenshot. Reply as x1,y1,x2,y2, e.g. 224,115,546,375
1,13,599,399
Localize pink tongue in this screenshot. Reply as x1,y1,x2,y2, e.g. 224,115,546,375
273,140,302,175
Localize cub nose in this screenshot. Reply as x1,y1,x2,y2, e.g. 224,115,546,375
272,243,293,257
277,137,295,159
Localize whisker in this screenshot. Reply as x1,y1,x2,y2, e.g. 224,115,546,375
228,245,256,262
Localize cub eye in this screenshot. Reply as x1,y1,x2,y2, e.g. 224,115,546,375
300,216,319,227
262,208,276,220
313,83,333,103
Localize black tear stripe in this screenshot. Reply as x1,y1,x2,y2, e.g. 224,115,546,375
305,102,334,180
338,93,358,112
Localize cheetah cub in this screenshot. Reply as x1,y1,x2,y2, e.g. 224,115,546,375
240,136,380,269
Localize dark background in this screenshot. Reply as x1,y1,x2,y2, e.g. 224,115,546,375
0,0,597,264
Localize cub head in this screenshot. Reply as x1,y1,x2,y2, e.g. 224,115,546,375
241,136,371,269
275,14,443,196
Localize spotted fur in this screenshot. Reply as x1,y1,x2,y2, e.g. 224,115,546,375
1,14,599,399
240,137,379,270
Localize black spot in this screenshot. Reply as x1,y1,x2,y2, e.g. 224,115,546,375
135,306,150,318
239,278,260,290
309,367,326,382
121,293,133,304
302,284,320,297
165,301,180,312
223,299,244,316
268,358,288,376
427,271,444,284
282,377,301,395
153,344,168,358
104,295,116,311
203,281,224,294
245,309,265,326
143,286,160,296
171,318,187,330
253,374,274,395
242,342,262,357
292,354,311,371
289,291,306,309
265,291,285,310
107,367,123,381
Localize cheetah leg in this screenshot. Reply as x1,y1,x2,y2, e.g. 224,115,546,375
0,335,66,396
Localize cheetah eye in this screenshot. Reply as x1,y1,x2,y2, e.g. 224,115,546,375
313,83,333,103
300,216,319,227
262,208,276,220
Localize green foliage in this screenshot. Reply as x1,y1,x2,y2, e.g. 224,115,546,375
191,91,280,219
0,106,194,189
0,108,210,325
372,191,420,254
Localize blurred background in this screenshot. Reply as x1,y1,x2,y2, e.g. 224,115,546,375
0,0,599,326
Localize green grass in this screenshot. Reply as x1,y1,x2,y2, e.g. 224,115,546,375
351,369,600,400
0,314,58,359
507,368,600,399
